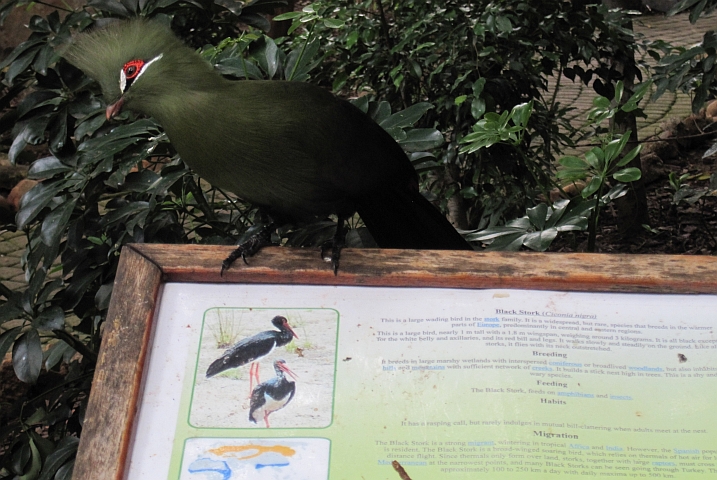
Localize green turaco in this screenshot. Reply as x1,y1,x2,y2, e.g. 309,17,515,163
62,19,471,273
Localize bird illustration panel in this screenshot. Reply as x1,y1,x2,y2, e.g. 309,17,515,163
190,308,338,429
179,437,330,480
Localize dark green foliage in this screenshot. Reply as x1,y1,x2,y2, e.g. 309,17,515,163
0,1,297,478
0,2,447,477
1,0,712,477
294,1,641,230
646,0,717,113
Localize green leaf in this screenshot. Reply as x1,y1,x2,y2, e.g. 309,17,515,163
74,111,106,140
216,58,263,80
601,184,628,204
454,95,467,105
526,203,548,230
44,340,75,371
470,97,486,120
592,96,610,109
495,15,512,33
398,128,444,152
40,198,77,247
323,18,345,28
0,38,44,70
10,116,51,164
485,232,525,251
584,147,605,170
379,102,433,130
33,306,65,331
472,78,486,96
28,156,72,179
0,326,22,361
16,179,66,230
613,167,642,182
523,229,558,251
19,437,42,480
253,36,279,79
367,102,391,125
616,144,642,167
603,132,631,163
32,44,58,76
559,156,588,169
459,186,478,199
54,460,74,480
88,0,131,16
100,201,150,228
581,176,603,198
37,437,79,480
95,282,113,310
4,47,39,86
273,11,302,21
345,30,359,49
13,329,43,384
61,268,103,311
510,101,532,127
614,80,624,104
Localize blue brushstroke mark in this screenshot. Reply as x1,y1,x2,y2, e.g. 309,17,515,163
188,458,231,480
255,462,290,469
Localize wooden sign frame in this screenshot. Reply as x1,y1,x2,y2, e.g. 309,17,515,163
72,244,717,480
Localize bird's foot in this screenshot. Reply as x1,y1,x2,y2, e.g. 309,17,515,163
320,241,343,275
320,216,348,275
221,224,275,276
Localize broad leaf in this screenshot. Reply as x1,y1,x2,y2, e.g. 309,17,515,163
379,102,433,130
37,437,79,480
398,129,443,152
559,156,588,169
28,156,72,179
613,167,642,182
523,229,558,251
0,326,22,361
13,329,43,384
34,306,65,331
40,198,77,246
16,179,67,230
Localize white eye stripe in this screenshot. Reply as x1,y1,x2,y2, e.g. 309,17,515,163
134,53,163,83
118,53,164,93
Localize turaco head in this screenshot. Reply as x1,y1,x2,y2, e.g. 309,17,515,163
62,19,220,121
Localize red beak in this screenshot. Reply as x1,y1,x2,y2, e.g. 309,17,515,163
283,319,298,340
106,97,125,120
278,362,298,380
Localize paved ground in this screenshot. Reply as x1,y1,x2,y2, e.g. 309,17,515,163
555,10,717,148
0,230,26,291
0,11,715,288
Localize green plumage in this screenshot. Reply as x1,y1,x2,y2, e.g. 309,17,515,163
62,19,470,250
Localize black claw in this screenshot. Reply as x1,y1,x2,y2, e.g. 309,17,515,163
321,215,348,276
332,246,341,276
220,223,275,275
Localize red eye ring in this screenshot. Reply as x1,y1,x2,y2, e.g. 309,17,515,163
123,59,145,79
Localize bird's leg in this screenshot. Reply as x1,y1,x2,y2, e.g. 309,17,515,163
264,411,270,428
221,222,276,276
321,214,349,275
248,362,260,396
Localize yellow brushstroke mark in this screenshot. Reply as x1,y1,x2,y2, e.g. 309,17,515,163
208,444,296,460
492,293,510,298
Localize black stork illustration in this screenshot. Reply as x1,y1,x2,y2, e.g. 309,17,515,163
206,316,298,393
249,359,298,428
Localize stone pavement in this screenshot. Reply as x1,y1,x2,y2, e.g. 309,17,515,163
555,10,717,147
0,229,26,290
0,11,715,289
